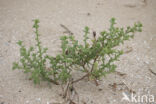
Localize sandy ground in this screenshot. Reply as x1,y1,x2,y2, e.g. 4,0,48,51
0,0,156,104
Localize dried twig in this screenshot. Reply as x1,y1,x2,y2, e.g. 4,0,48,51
109,82,136,93
62,79,79,104
122,81,136,94
109,83,117,92
60,24,73,35
124,46,133,54
72,73,89,84
144,62,156,76
124,4,136,8
143,0,147,6
148,68,156,76
115,71,127,77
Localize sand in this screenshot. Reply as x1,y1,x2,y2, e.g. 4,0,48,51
0,0,156,104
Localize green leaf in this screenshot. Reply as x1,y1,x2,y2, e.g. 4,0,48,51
17,40,23,46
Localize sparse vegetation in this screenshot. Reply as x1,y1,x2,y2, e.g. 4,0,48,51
12,18,142,103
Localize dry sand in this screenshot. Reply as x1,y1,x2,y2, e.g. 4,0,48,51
0,0,156,104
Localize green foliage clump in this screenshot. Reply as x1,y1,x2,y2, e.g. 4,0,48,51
13,19,53,84
12,18,142,85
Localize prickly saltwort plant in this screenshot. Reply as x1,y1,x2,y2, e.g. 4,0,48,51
13,18,142,85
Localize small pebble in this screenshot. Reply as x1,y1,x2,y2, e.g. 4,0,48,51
145,76,151,80
87,13,91,16
136,57,140,61
145,61,149,64
47,101,50,104
36,98,41,101
113,99,116,102
0,95,3,98
98,88,102,91
26,100,29,104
